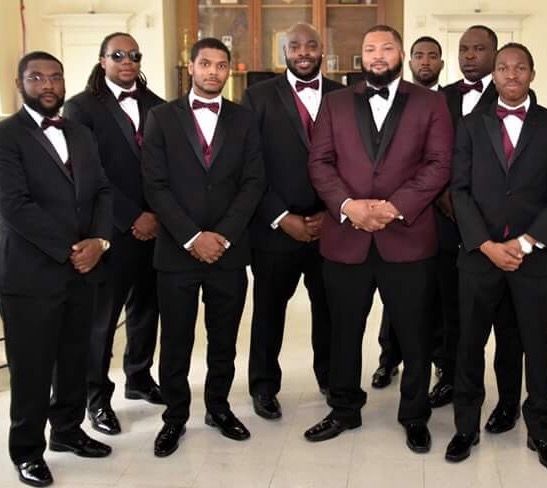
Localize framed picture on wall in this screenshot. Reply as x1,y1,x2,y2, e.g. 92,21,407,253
326,54,339,72
352,55,362,70
272,31,288,70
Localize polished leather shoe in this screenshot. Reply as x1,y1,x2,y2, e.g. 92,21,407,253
16,459,53,487
484,404,520,434
527,436,547,468
125,383,164,405
88,407,121,435
205,410,250,441
154,423,186,457
445,432,479,462
405,423,431,453
429,379,453,408
252,394,282,420
50,432,111,457
304,415,361,442
371,365,399,389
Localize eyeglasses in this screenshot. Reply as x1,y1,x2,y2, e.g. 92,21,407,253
24,74,64,85
104,50,143,63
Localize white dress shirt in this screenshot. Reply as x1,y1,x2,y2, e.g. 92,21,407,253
461,73,492,116
286,69,322,121
183,89,229,251
24,104,69,163
498,95,530,148
105,77,140,130
188,89,222,146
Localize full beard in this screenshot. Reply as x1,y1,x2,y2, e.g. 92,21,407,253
362,59,403,87
22,91,64,118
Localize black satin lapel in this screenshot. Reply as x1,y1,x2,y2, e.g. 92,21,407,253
25,124,73,183
375,91,408,163
209,107,227,169
276,78,309,149
103,94,141,159
63,126,80,193
174,97,206,167
353,92,375,163
483,112,508,174
511,109,537,165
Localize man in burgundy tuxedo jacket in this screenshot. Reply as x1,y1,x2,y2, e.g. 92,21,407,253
304,25,453,452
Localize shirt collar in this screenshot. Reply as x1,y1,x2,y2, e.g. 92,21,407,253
430,83,440,92
23,104,60,128
463,73,492,90
497,95,530,112
366,76,401,104
105,77,137,99
286,69,322,92
189,88,222,112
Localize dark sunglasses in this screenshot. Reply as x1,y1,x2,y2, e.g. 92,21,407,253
104,49,143,63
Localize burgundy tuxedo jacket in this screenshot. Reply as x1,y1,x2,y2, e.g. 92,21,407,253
308,80,453,264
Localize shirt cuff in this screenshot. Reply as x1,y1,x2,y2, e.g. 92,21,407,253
271,210,289,230
183,231,201,250
536,241,545,249
224,240,231,249
340,198,352,223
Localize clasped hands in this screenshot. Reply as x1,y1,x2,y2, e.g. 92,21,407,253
343,199,400,232
279,212,324,243
480,235,535,272
189,231,229,264
70,238,105,274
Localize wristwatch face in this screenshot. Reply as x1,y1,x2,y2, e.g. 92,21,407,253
100,239,111,251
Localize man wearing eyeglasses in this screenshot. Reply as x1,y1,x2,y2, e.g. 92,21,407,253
64,32,165,436
0,51,112,487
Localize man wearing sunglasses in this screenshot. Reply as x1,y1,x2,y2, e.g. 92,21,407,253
64,32,165,436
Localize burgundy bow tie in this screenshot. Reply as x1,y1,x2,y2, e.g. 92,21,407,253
496,105,527,121
118,90,139,102
295,79,319,92
41,117,64,130
365,86,389,100
192,99,220,114
458,80,483,94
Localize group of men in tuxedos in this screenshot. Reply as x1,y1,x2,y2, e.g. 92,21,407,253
3,19,547,488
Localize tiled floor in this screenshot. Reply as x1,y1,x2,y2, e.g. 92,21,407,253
0,275,544,487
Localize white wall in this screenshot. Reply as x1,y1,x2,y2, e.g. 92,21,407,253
404,0,547,103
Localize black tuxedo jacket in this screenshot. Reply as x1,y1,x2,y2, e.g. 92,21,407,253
0,109,112,295
64,87,164,234
451,97,547,276
242,74,343,253
437,79,498,251
142,96,265,272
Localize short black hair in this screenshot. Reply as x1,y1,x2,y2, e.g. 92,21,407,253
466,25,498,50
410,36,442,57
363,25,403,48
18,51,63,80
495,42,535,71
190,38,231,63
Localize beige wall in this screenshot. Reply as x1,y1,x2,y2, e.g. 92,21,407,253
404,0,547,103
0,0,179,114
0,1,23,115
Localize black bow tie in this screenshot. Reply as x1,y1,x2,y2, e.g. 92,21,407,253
295,79,320,92
41,117,64,130
192,99,220,114
458,80,483,94
365,86,389,100
118,90,139,102
496,105,527,121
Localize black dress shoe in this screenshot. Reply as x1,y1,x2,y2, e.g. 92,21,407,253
50,432,111,457
429,379,453,408
252,394,282,420
445,432,479,462
154,423,186,457
405,423,431,453
88,407,121,435
205,410,250,441
484,404,520,434
125,384,165,405
16,459,53,487
304,415,361,442
527,436,547,468
371,365,399,389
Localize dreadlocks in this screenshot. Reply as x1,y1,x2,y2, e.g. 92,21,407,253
86,32,147,98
